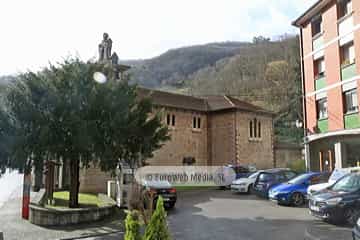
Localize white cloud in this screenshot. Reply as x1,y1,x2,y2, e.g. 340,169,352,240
0,0,317,75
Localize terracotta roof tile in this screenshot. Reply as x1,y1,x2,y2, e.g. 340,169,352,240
137,88,273,115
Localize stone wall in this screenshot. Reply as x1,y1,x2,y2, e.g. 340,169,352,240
235,111,274,169
209,111,236,166
274,144,303,168
147,107,209,166
29,191,118,226
79,165,113,193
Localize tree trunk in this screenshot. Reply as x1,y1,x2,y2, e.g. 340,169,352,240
69,158,80,208
33,157,43,192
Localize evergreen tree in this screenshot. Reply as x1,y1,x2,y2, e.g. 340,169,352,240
125,211,142,240
143,196,171,240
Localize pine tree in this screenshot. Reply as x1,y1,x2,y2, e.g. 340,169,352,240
143,196,171,240
125,211,142,240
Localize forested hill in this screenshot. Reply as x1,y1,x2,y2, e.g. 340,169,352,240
120,41,250,88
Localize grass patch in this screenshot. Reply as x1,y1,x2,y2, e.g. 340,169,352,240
45,191,106,209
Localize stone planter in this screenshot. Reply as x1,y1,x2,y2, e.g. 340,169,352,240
29,190,118,226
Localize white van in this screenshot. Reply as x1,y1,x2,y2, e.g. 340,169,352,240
307,167,360,198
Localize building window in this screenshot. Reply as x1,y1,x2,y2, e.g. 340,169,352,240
314,57,325,79
316,98,328,120
249,118,261,140
249,121,253,138
193,117,201,129
166,114,171,125
172,115,176,126
253,118,257,137
312,16,322,37
166,113,175,126
338,0,352,19
344,89,359,114
340,42,355,67
258,122,261,138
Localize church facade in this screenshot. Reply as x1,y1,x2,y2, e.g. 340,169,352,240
78,88,275,193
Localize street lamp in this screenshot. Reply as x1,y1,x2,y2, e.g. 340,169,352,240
295,119,303,128
93,72,107,84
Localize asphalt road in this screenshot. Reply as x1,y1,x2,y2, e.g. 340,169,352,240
83,189,353,240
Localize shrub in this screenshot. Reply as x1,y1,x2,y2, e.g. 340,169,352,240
143,196,171,240
125,211,142,240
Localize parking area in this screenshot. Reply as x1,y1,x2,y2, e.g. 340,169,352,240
167,189,353,240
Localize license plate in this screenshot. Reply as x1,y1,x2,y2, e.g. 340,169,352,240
163,198,170,201
310,205,320,212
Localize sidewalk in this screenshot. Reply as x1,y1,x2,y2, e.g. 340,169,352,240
0,186,124,240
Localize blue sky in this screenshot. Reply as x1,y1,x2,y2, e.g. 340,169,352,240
0,0,317,75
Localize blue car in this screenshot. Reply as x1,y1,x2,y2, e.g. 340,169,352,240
269,172,330,207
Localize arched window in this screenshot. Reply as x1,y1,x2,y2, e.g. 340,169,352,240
249,121,253,138
258,122,261,138
254,118,257,138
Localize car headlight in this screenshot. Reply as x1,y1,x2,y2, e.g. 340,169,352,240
325,197,342,206
238,183,247,186
357,218,360,227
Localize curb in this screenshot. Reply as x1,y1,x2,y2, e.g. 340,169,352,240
58,230,124,240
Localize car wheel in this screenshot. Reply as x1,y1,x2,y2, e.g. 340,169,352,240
344,207,360,226
291,192,304,207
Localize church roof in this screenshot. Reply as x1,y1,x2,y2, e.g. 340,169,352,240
137,87,273,116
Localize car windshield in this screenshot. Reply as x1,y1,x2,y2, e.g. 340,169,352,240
248,172,259,179
330,174,360,192
288,173,312,185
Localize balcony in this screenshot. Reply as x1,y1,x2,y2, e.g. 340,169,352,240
317,119,328,133
344,113,360,129
315,76,326,90
338,14,354,46
312,34,324,51
341,63,357,81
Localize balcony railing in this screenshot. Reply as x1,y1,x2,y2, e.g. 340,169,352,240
344,113,360,129
341,63,357,81
317,119,328,133
315,76,326,90
312,34,324,51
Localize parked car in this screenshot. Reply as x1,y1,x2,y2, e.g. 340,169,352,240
268,172,330,206
253,169,297,198
142,180,177,209
309,172,360,225
231,171,260,193
307,167,360,198
353,218,360,240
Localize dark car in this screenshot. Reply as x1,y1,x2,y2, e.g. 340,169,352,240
309,172,360,225
353,218,360,240
253,169,297,198
143,180,177,209
228,165,256,179
269,172,330,206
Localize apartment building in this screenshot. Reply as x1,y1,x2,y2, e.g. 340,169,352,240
293,0,360,171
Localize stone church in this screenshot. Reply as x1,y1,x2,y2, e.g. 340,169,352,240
55,34,275,193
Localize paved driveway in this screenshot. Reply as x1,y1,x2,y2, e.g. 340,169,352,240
20,189,353,240
167,189,353,240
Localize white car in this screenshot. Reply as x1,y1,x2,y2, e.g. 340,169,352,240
231,171,260,193
307,167,360,198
